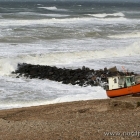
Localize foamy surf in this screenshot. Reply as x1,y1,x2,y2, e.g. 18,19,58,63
38,6,68,11
15,12,69,17
109,32,140,39
86,12,125,18
0,16,131,28
0,41,139,76
0,77,107,110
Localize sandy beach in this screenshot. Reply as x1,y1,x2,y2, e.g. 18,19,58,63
0,96,140,140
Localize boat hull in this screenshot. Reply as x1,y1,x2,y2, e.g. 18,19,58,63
106,83,140,98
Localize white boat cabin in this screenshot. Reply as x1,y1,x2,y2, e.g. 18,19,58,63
107,76,135,90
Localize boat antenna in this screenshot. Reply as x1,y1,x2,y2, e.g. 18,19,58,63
122,66,127,75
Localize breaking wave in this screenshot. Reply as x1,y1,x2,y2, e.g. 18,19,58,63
109,32,140,39
0,81,106,110
86,12,125,18
38,6,68,11
0,41,139,76
0,12,69,18
0,16,129,27
15,12,69,17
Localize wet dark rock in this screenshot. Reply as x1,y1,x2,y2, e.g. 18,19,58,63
12,63,137,87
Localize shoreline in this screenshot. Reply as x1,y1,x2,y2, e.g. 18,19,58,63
0,96,140,140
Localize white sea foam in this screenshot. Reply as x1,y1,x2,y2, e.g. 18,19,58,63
0,18,86,27
38,6,57,10
109,32,140,39
0,16,130,28
0,77,107,110
14,12,37,15
0,41,139,76
86,12,125,18
44,14,69,17
19,41,140,65
38,6,68,11
16,12,69,17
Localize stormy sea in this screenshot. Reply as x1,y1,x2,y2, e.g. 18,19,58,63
0,0,140,109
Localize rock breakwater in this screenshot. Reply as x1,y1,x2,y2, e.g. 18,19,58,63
13,63,136,87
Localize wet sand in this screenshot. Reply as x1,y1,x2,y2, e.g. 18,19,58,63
0,96,140,140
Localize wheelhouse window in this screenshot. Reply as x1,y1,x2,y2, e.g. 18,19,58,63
114,78,117,83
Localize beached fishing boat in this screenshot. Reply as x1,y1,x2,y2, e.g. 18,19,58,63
104,75,140,98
